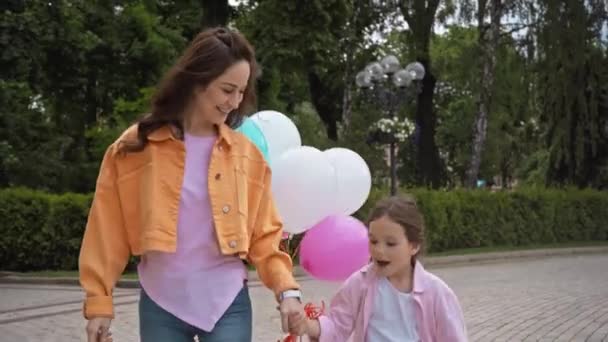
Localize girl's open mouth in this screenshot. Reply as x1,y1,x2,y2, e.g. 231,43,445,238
376,260,390,268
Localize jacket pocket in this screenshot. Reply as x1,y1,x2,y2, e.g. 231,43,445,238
234,165,249,217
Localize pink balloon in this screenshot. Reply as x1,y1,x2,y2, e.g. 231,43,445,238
299,215,370,281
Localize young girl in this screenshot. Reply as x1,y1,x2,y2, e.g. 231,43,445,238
296,195,467,341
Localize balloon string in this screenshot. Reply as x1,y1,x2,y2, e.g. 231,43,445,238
278,301,325,342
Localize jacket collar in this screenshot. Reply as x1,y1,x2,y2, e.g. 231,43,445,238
147,125,175,142
362,260,427,293
147,123,234,146
412,260,427,294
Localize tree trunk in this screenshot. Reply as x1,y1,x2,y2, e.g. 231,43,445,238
340,0,364,136
308,70,339,141
465,0,502,188
415,62,444,187
400,0,445,188
341,82,353,132
341,49,354,135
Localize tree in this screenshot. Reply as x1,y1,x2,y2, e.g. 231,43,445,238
201,0,230,28
236,0,385,140
431,26,478,185
397,0,456,188
431,25,530,187
465,0,503,188
0,81,69,189
539,1,608,188
1,1,184,192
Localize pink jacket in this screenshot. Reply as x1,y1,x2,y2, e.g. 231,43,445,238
317,262,467,342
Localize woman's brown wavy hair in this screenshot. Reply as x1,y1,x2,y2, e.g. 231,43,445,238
119,27,258,154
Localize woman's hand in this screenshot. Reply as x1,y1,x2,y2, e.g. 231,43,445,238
86,317,113,342
279,297,305,335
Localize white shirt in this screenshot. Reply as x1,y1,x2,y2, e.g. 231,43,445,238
366,277,420,342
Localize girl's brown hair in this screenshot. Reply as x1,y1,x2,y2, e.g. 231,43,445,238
119,27,258,154
367,195,425,264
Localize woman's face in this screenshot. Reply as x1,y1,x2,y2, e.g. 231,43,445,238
192,60,250,127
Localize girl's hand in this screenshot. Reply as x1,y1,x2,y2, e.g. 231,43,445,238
305,319,321,339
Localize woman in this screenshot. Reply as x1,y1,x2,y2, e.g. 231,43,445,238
79,27,303,342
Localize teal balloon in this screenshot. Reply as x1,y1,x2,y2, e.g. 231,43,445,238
236,117,270,163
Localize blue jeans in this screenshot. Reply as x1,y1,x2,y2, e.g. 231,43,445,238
139,285,252,342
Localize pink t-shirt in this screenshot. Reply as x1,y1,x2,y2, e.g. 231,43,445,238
138,133,247,331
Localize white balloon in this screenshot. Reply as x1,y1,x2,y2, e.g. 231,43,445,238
323,148,372,215
272,146,337,234
250,110,301,165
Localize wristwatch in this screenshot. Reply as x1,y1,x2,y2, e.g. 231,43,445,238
279,289,302,302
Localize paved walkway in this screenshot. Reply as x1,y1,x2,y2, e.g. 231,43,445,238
0,254,607,341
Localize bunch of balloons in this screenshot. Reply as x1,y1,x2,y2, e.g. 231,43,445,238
236,110,371,281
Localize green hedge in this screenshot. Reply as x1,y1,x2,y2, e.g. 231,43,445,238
1,187,607,271
408,188,608,253
0,188,91,271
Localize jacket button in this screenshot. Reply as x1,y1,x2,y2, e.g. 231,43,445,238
222,205,231,213
229,240,237,248
215,173,221,180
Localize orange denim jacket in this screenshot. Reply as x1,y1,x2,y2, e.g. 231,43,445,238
79,123,298,319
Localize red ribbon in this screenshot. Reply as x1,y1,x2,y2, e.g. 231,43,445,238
279,301,325,342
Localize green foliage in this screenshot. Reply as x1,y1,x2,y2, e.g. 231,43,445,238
358,187,608,253
1,1,184,193
236,0,385,139
0,81,71,190
85,87,155,162
431,26,479,184
431,26,535,186
516,149,550,186
339,104,390,185
289,102,334,150
44,192,92,269
0,188,50,270
538,1,608,188
1,186,606,271
0,188,90,270
3,0,608,198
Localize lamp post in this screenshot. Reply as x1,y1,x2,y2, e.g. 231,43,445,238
355,55,425,195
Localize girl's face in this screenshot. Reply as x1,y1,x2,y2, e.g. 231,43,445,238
368,215,420,279
191,60,250,127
